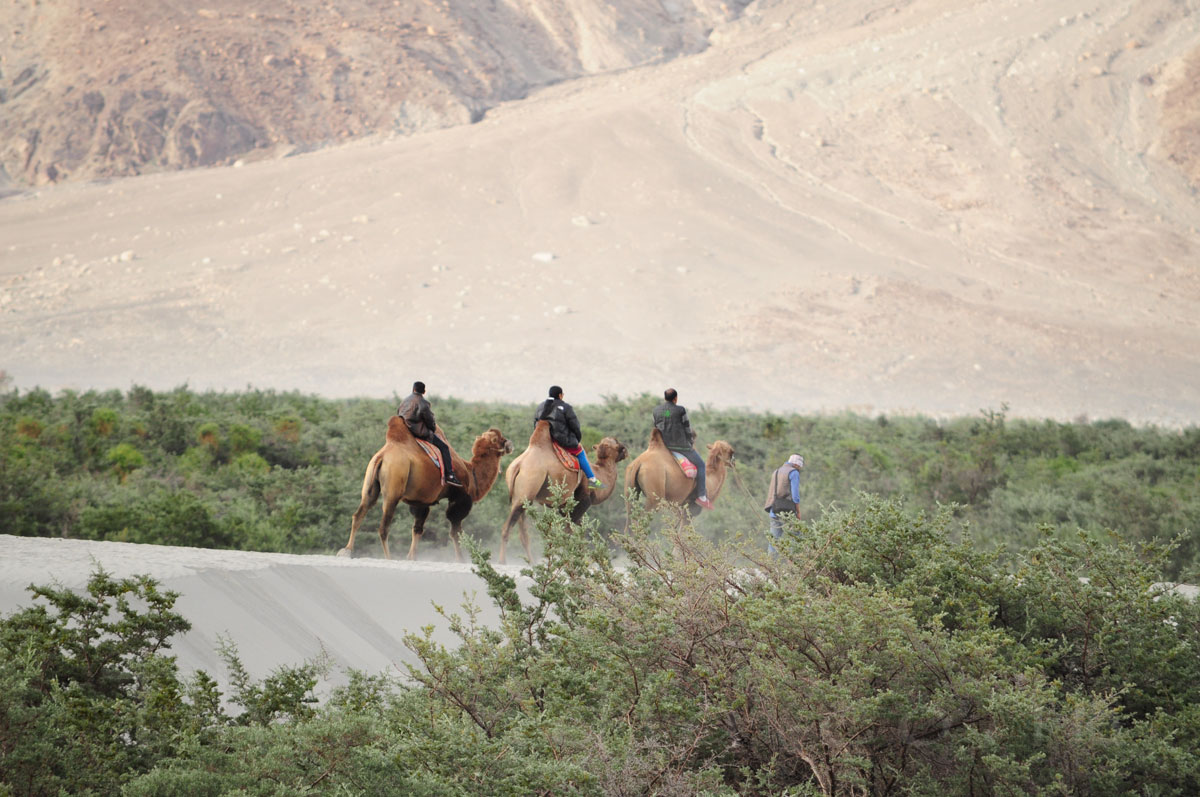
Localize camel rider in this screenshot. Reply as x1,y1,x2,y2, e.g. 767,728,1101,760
397,381,464,487
534,386,604,490
652,388,713,510
765,454,804,554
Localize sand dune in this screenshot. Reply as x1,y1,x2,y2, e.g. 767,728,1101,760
5,533,1193,697
0,534,527,692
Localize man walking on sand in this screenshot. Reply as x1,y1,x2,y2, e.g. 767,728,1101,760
764,454,804,554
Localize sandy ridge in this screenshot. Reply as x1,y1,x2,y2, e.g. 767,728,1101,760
0,534,528,691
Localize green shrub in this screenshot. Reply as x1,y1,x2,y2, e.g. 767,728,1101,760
106,442,146,482
0,569,194,794
273,415,302,443
196,421,221,453
228,423,262,455
14,416,42,439
76,489,231,549
4,497,1200,795
0,569,344,796
229,451,270,476
1,387,1197,575
89,407,120,438
392,495,1200,794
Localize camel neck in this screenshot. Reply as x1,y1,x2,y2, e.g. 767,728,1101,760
591,453,621,502
466,450,503,501
705,454,728,500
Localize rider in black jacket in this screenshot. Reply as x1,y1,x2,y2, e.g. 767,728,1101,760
652,388,712,509
397,381,463,486
534,386,603,489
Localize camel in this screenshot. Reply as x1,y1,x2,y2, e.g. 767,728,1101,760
498,420,628,564
339,417,513,561
624,428,736,523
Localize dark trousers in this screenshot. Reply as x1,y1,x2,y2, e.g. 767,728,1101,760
677,448,707,495
425,434,454,480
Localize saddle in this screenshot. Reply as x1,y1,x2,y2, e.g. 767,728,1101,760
552,441,580,471
415,438,445,484
672,451,698,478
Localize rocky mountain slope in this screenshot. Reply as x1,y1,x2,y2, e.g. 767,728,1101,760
2,0,1199,424
1,0,746,186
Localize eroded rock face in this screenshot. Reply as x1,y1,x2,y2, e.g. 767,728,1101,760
0,0,749,186
1161,48,1200,189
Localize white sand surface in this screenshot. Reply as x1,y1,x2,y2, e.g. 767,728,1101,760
0,534,529,693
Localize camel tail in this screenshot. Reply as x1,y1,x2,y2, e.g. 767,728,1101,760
360,450,386,505
505,458,521,497
625,460,644,498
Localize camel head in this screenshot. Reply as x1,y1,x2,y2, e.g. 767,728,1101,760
473,427,514,459
593,437,628,465
706,440,735,468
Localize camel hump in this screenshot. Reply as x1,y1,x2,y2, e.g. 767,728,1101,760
529,420,552,447
386,416,413,443
647,427,667,449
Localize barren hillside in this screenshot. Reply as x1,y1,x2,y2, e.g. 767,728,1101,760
2,0,1199,424
1,0,745,186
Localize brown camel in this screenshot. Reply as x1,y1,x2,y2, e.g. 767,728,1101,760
624,428,735,522
498,420,627,564
339,417,513,561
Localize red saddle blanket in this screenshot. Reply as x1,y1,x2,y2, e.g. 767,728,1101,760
552,441,581,471
673,451,698,478
415,439,445,484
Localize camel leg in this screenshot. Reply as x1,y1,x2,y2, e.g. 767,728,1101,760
677,505,691,533
377,496,402,560
624,464,643,533
518,512,532,563
340,471,382,557
341,500,369,558
629,489,663,534
499,503,524,565
625,491,663,532
407,504,431,561
570,486,592,525
446,494,474,563
642,466,671,516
